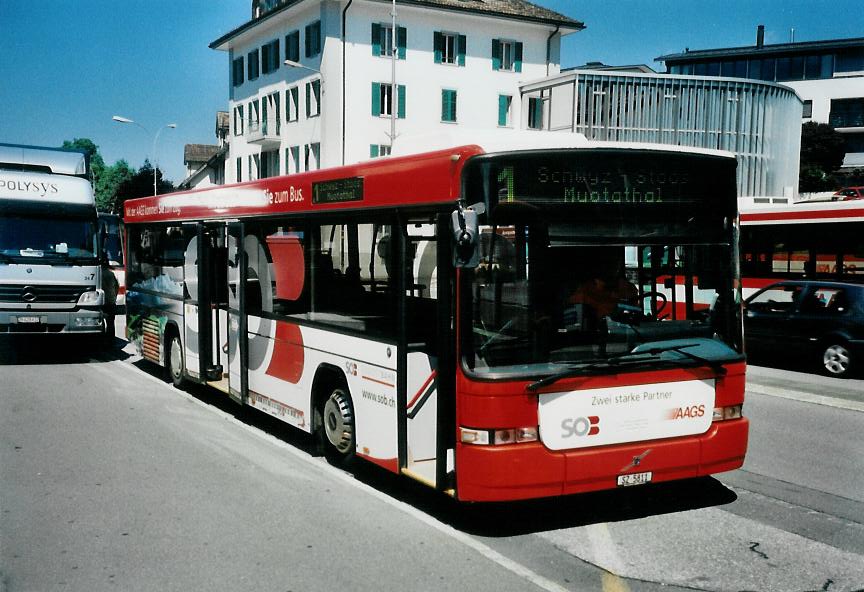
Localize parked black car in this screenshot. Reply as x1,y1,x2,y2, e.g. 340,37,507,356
743,281,864,378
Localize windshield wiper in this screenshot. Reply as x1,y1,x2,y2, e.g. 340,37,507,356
661,344,728,376
526,343,727,392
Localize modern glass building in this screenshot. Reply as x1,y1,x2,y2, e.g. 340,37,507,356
656,32,864,172
521,70,803,205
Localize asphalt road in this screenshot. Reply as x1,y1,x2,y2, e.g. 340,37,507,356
1,328,862,592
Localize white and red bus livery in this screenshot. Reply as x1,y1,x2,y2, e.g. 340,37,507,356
740,199,864,296
123,135,748,502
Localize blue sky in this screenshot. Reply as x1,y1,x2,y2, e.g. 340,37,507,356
1,1,861,183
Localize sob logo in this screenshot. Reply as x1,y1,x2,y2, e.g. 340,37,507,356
561,416,600,438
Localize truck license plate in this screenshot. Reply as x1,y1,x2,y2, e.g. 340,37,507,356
17,316,40,324
617,472,652,487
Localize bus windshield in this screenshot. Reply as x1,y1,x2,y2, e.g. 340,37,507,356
465,227,742,376
0,212,98,263
461,149,742,377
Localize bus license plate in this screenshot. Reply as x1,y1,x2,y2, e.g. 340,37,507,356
617,472,652,487
17,316,40,324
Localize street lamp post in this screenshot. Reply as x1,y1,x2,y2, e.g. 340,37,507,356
111,115,177,195
283,59,322,79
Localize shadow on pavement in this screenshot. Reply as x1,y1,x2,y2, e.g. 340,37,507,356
0,334,131,365
352,463,737,536
126,350,739,537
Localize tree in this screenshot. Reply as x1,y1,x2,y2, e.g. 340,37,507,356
62,138,105,172
114,160,175,213
96,160,134,213
799,122,847,192
62,138,120,211
60,138,175,212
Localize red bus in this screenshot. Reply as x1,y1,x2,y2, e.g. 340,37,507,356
740,199,864,296
123,137,747,502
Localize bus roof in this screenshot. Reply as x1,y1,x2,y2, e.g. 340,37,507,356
0,143,89,177
741,199,864,225
124,138,737,225
124,144,484,224
0,169,95,206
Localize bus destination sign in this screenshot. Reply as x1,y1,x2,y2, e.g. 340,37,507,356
486,152,734,211
497,164,696,206
312,177,364,205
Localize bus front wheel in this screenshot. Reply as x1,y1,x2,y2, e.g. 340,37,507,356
317,384,355,467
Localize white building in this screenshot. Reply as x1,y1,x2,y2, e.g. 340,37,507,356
656,29,864,171
210,0,583,183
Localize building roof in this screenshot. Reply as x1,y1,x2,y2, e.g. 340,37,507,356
656,36,864,64
211,0,583,49
177,145,229,190
567,62,656,73
184,144,221,165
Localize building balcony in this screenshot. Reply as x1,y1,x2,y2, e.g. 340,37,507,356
246,118,281,148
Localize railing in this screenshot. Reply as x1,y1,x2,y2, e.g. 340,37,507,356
245,117,281,146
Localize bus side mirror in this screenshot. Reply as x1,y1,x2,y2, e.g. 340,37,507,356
451,206,479,268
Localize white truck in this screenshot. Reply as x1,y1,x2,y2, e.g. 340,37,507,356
0,143,116,339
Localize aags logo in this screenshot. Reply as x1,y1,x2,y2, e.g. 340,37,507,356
561,416,600,438
668,405,705,420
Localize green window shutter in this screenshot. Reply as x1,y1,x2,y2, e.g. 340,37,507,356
372,23,381,56
433,32,443,64
306,83,311,118
397,85,406,119
442,90,456,122
498,95,508,126
397,27,407,60
515,42,523,72
286,31,299,62
305,25,311,57
371,82,381,115
286,87,293,121
492,39,501,70
370,145,379,158
457,35,466,67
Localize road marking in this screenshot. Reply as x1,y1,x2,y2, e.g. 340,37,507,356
109,353,573,592
602,572,631,592
747,383,864,412
585,523,631,592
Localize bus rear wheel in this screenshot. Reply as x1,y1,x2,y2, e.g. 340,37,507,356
317,385,355,467
167,333,186,388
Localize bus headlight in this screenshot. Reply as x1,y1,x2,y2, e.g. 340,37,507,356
77,289,104,307
460,426,538,445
